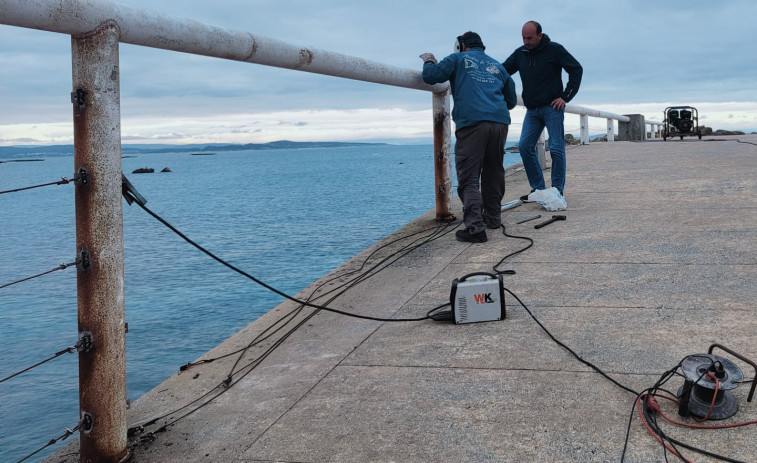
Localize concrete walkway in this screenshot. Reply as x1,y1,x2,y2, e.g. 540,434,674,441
50,135,757,462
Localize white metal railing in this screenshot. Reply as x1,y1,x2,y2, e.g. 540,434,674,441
526,100,634,165
646,119,664,139
0,0,449,93
562,104,662,143
565,101,629,144
527,100,637,162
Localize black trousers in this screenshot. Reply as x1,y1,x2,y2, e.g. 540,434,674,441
454,121,509,233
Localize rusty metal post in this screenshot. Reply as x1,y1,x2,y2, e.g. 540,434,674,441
432,90,454,221
72,22,129,463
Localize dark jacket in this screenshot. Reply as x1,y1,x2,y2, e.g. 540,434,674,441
423,48,517,130
503,34,582,109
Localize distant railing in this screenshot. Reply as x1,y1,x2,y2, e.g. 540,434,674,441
0,0,657,460
646,119,664,139
565,102,629,144
528,101,661,166
561,102,662,143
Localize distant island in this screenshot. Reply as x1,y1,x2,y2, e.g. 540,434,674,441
0,140,387,160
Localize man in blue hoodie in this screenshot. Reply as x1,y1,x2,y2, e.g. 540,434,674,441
503,21,582,200
421,31,517,243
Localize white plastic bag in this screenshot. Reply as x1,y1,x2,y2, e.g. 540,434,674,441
527,187,567,211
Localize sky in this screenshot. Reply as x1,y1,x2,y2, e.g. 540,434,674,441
1,0,756,146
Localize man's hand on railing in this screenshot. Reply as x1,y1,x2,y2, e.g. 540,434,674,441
419,53,437,64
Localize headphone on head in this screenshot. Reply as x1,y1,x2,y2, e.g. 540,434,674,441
454,35,464,53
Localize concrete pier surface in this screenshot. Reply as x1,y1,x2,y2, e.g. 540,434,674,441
49,135,757,462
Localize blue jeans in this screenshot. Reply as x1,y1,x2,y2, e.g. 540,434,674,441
518,105,566,193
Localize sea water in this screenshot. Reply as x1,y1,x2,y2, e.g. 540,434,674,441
0,144,521,462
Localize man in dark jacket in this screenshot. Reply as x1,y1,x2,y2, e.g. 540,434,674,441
421,31,517,243
503,21,582,199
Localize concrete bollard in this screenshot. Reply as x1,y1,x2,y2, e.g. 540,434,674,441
618,114,646,141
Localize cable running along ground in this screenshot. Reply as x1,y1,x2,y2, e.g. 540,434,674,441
493,213,754,461
491,224,533,274
620,357,756,463
126,201,460,442
130,185,755,461
130,195,643,455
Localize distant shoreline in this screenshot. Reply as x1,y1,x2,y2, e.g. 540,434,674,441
0,140,390,159
0,158,45,163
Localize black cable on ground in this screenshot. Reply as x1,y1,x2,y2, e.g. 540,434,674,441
493,206,752,462
735,138,757,147
222,221,458,385
504,287,638,397
126,206,461,438
178,219,457,375
492,224,533,274
130,184,755,461
215,220,460,380
178,220,460,372
620,357,751,463
701,138,757,147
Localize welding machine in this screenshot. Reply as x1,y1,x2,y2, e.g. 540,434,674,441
449,272,505,324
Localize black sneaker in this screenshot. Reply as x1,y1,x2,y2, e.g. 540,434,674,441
484,221,501,230
520,189,536,202
456,229,487,243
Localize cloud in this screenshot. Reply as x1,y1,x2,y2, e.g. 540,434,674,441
0,137,41,144
1,0,756,145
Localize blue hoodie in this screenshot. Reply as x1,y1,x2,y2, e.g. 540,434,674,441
422,48,517,130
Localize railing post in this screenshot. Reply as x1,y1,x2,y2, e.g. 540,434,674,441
432,90,454,221
580,114,589,144
606,118,615,143
72,23,129,463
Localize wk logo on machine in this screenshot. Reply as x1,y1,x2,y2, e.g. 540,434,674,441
473,293,495,304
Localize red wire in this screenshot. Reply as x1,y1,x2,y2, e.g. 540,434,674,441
637,371,757,462
652,390,757,429
692,373,719,423
637,394,691,462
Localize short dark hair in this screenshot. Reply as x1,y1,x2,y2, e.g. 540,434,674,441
526,20,542,34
